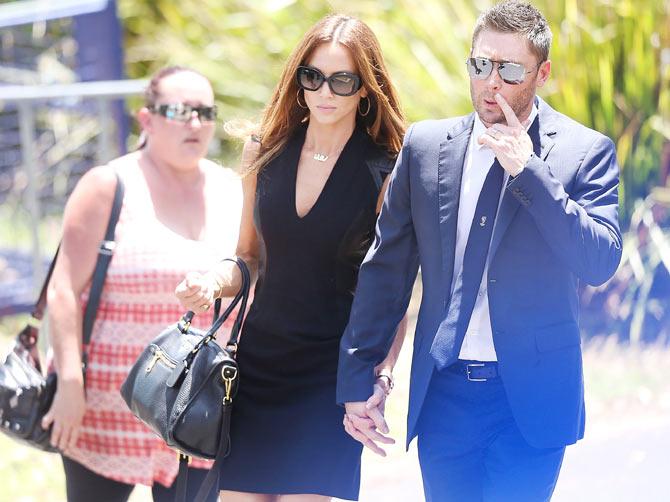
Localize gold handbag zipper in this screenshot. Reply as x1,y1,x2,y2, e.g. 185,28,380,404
146,346,177,373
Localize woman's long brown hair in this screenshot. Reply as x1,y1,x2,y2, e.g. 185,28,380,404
249,14,406,174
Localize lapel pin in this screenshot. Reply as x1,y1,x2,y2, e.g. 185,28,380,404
479,216,487,227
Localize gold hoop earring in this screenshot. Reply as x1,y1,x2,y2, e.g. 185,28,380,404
296,89,308,109
358,96,371,117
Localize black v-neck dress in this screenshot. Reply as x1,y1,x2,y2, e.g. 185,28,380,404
218,125,394,499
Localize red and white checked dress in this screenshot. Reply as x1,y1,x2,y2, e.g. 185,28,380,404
63,163,243,487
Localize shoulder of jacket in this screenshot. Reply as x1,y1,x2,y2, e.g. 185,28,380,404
407,115,472,146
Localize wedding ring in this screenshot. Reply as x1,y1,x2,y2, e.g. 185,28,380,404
201,304,210,311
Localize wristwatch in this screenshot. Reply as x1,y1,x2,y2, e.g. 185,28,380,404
375,369,394,395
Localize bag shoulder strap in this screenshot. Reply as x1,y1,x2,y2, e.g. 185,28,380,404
31,246,59,322
28,170,125,360
81,171,125,346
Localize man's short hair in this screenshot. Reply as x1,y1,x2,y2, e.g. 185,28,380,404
472,1,552,62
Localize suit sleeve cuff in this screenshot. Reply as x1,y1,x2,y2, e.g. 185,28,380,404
336,352,377,406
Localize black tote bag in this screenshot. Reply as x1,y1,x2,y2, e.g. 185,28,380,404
121,257,250,502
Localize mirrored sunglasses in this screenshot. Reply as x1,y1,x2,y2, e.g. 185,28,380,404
466,57,540,85
149,103,217,123
296,65,362,97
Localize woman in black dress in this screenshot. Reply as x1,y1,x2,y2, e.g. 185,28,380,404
175,14,406,501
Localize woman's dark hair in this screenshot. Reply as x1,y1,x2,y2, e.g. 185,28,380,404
136,65,208,150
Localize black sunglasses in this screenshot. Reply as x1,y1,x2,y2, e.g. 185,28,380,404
466,57,541,85
296,65,362,97
148,103,217,123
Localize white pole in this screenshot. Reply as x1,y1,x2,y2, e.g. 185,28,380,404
17,102,43,294
97,97,114,164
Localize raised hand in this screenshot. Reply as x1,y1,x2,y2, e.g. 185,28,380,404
478,93,534,177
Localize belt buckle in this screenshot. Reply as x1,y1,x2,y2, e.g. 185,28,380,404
466,363,487,382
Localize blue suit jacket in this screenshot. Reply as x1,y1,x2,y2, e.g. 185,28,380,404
336,97,622,449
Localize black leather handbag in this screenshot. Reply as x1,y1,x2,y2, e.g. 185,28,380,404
0,173,124,451
120,257,250,502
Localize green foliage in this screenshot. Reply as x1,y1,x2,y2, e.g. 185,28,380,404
543,0,670,221
117,0,669,221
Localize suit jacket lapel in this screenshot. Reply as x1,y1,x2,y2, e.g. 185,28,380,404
438,114,474,294
489,97,557,261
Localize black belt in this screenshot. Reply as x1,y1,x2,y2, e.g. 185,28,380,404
448,360,499,382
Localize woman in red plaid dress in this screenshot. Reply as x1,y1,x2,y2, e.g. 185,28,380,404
44,66,242,502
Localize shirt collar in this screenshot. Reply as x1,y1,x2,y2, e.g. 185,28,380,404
473,102,538,151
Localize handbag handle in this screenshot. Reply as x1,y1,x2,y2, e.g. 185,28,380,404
179,257,251,350
218,257,250,346
20,172,124,368
174,259,250,502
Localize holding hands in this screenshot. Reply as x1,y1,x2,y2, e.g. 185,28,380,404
343,375,395,457
478,93,534,177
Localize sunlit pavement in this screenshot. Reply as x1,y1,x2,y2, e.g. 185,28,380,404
347,419,670,502
554,419,669,502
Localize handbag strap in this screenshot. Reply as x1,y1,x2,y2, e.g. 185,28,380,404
217,257,250,346
30,245,60,322
175,401,233,502
23,171,124,362
173,259,250,502
81,172,125,351
175,454,190,502
180,257,251,351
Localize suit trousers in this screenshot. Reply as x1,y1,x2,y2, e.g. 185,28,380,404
416,364,565,502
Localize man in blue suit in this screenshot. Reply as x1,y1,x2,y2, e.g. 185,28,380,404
337,1,622,500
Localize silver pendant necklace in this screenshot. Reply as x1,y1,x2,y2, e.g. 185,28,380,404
310,141,346,162
313,153,329,162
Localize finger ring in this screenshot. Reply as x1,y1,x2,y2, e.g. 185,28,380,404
201,304,210,311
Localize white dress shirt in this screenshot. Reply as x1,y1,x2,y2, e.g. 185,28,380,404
456,105,538,361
